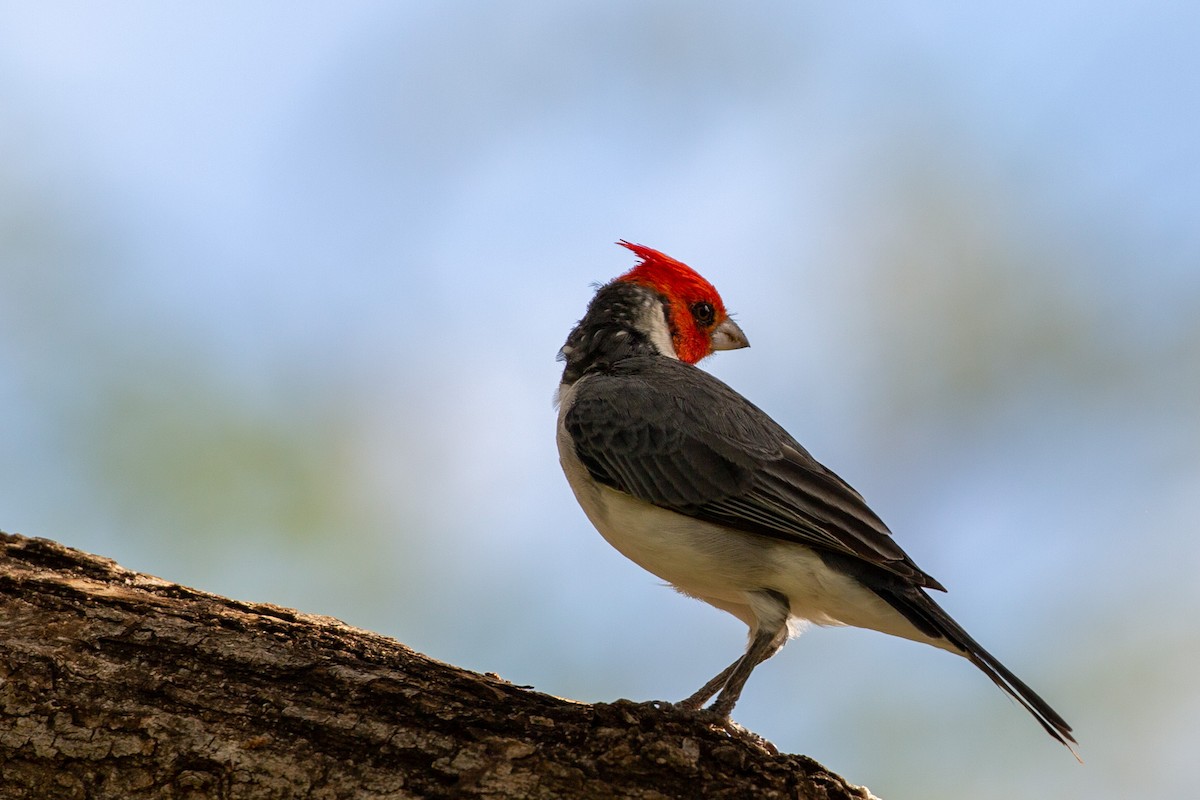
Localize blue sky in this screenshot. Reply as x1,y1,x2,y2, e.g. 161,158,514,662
2,3,1198,797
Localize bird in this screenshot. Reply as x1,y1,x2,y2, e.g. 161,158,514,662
555,241,1076,754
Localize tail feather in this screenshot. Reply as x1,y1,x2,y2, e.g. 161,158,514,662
882,587,1079,759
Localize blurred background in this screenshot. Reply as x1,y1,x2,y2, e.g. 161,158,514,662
2,2,1197,796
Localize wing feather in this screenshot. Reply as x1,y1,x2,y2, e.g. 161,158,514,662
564,357,941,589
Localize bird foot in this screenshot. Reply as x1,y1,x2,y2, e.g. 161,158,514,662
681,706,779,755
714,717,779,755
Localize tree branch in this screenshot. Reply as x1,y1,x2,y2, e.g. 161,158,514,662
0,531,875,799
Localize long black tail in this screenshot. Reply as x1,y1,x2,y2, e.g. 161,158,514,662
881,585,1079,757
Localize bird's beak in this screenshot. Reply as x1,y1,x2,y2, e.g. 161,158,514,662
711,317,750,351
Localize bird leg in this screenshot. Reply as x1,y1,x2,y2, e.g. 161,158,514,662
679,590,791,717
677,660,739,711
707,623,787,719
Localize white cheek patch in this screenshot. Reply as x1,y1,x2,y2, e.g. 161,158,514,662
636,300,678,360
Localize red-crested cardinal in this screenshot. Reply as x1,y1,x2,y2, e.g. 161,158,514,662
556,241,1076,753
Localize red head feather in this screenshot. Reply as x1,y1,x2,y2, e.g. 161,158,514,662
615,241,733,364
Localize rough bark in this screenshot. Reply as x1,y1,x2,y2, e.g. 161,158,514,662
0,531,875,799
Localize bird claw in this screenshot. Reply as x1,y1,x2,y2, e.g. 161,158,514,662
679,706,780,755
715,718,779,755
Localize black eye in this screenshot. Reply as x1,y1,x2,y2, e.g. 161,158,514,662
691,301,716,326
